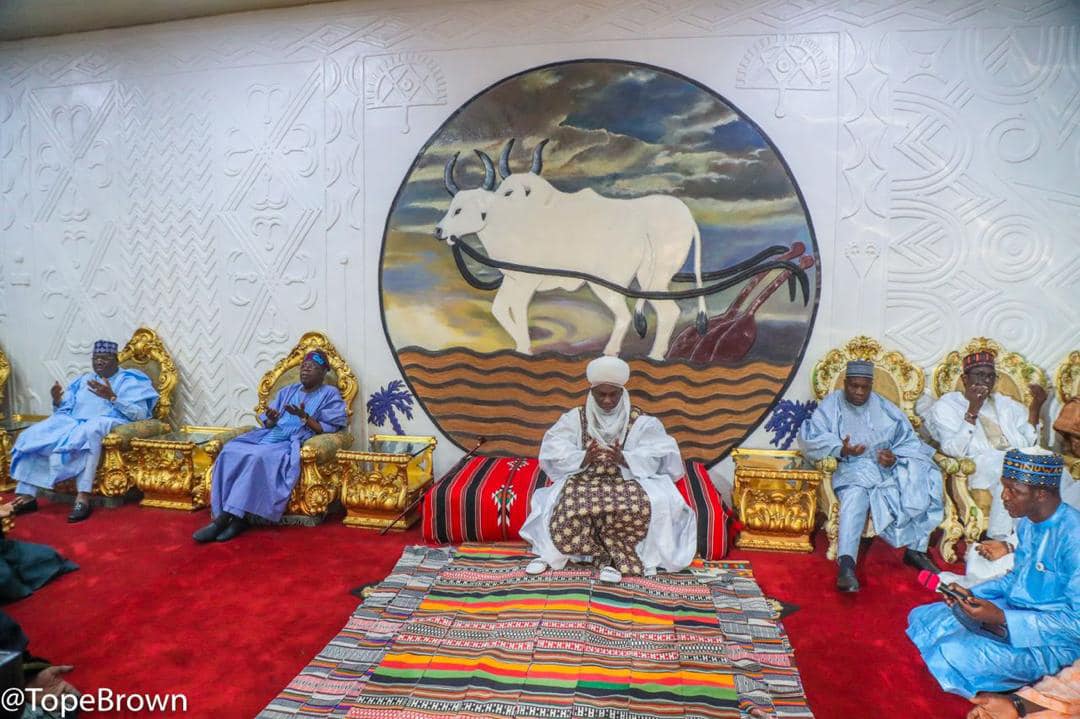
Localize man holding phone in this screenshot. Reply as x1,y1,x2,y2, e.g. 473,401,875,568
906,448,1079,700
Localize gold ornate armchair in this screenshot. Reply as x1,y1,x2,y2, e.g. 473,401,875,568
3,328,177,501
200,331,358,521
0,343,11,491
1054,350,1080,480
809,336,963,562
931,337,1047,545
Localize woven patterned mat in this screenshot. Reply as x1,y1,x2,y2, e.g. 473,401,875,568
260,545,813,719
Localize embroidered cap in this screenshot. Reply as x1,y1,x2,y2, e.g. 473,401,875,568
92,340,118,355
962,351,996,372
304,350,328,367
1001,447,1063,489
845,360,875,379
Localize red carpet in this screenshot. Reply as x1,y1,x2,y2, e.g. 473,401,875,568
5,497,972,718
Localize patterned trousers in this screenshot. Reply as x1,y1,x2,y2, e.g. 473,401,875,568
549,472,652,575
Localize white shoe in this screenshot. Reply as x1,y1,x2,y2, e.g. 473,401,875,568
525,559,549,575
643,567,657,578
598,566,622,583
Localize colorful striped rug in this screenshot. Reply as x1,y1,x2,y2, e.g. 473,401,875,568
260,545,813,719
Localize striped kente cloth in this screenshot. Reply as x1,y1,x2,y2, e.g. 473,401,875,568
260,545,813,719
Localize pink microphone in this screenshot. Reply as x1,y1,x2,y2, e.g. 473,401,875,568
918,570,969,602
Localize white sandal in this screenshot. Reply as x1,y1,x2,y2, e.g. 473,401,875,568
598,566,622,583
525,559,549,575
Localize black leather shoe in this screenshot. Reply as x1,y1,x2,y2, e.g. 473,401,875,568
836,555,859,593
903,548,940,574
67,501,92,523
12,497,38,515
193,514,232,543
215,516,248,542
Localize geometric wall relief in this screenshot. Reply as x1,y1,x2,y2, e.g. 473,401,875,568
39,222,122,383
736,35,832,118
381,60,820,464
364,52,446,133
28,81,117,224
885,23,1080,369
218,64,324,420
118,84,226,426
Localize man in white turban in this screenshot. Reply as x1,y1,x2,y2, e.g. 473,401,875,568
519,356,697,583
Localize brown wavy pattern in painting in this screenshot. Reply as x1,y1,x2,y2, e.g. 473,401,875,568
398,348,788,463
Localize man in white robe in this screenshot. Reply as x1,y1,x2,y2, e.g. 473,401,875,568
926,350,1046,546
520,356,697,583
939,401,1080,588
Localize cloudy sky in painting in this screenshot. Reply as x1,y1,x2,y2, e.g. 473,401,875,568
381,61,819,359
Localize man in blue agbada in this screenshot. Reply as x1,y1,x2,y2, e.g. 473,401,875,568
798,359,944,592
907,448,1080,699
193,350,347,543
9,340,158,523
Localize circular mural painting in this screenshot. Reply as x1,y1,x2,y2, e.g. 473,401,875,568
380,60,820,464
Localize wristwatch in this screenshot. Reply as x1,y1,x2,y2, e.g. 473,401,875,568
1010,693,1027,717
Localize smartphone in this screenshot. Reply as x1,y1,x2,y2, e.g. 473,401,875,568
938,583,971,602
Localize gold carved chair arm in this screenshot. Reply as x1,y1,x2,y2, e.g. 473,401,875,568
301,430,352,464
935,451,984,543
103,419,171,450
813,455,841,560
195,426,255,507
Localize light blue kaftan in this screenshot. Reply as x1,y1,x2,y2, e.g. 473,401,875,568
209,382,347,522
906,503,1080,698
11,369,158,493
798,390,944,558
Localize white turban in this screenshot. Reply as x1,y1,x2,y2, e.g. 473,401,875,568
586,356,630,387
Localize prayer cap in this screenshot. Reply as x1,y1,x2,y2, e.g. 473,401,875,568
304,350,328,366
963,351,996,372
586,356,630,387
1001,447,1063,488
92,340,118,355
845,360,875,379
1053,397,1080,437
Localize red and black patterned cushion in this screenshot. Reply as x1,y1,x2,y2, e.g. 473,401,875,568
422,456,550,544
675,460,733,560
422,456,732,558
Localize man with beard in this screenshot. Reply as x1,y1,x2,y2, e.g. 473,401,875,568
927,351,1047,582
519,356,696,583
798,359,944,592
9,340,158,523
193,350,347,542
907,448,1079,701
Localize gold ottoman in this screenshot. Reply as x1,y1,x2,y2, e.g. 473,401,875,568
339,435,436,530
130,426,249,510
732,448,822,553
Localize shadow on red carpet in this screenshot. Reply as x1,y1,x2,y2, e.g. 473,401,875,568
4,497,972,718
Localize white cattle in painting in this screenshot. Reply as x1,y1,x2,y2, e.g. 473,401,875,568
434,140,705,361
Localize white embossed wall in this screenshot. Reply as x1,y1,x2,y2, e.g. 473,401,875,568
0,0,1077,478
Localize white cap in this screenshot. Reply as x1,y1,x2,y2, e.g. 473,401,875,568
586,356,630,387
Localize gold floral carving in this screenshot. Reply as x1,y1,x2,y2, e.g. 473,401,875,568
131,427,247,510
931,338,1047,546
339,435,437,529
732,449,820,553
0,344,9,419
1054,350,1080,403
810,335,924,427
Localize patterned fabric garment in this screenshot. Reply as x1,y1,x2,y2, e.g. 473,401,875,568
548,407,652,575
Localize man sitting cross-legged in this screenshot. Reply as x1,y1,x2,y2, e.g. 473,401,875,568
10,340,158,523
519,356,697,583
798,359,945,592
193,350,347,543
